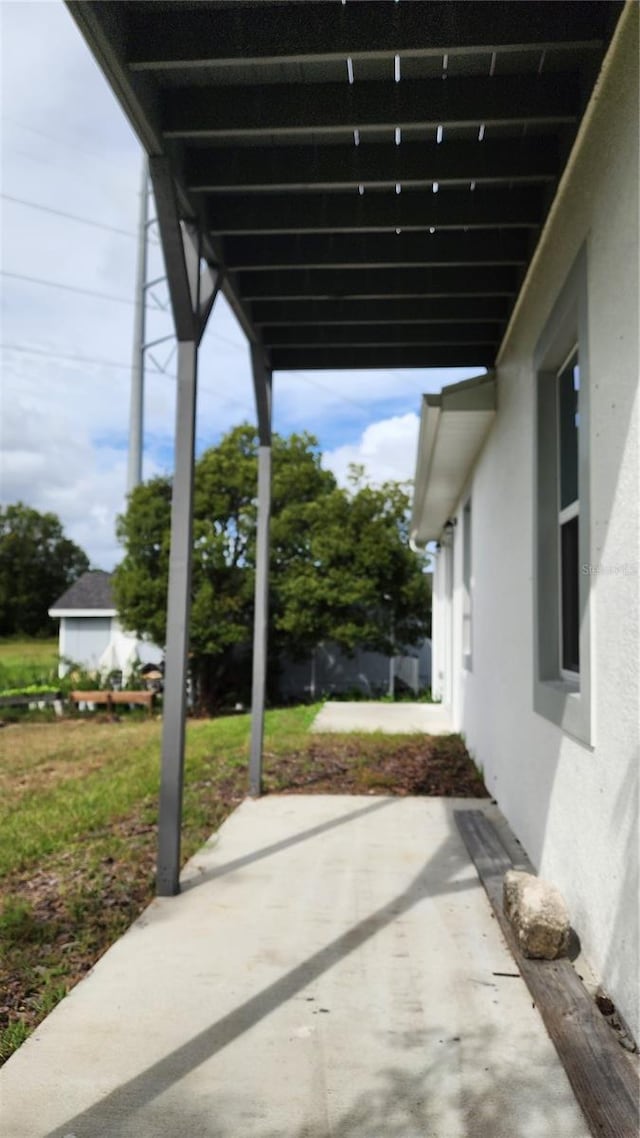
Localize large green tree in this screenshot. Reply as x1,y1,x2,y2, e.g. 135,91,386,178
277,469,431,653
0,503,90,636
114,426,431,708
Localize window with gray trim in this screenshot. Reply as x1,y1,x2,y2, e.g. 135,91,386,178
462,497,472,670
557,349,580,676
534,247,591,744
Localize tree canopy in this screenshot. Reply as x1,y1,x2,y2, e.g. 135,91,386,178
0,503,90,637
114,426,431,708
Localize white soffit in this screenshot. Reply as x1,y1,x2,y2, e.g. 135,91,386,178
411,371,496,545
48,609,117,619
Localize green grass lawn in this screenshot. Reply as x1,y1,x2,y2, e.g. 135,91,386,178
0,637,59,693
0,706,317,878
0,706,482,1063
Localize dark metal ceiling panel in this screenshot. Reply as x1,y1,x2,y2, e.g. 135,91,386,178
207,188,544,235
67,0,623,372
237,266,518,300
271,346,496,370
162,75,580,140
250,297,511,326
262,323,503,347
222,231,530,271
125,2,613,69
186,139,559,192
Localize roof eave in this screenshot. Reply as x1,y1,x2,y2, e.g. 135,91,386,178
48,608,118,619
410,371,496,545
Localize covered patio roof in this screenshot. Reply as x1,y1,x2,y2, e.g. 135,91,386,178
66,0,626,896
69,0,621,372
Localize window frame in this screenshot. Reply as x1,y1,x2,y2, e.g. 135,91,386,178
556,347,580,682
462,495,473,671
533,247,592,745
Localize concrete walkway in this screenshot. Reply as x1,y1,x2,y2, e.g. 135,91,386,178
311,701,454,734
1,797,590,1138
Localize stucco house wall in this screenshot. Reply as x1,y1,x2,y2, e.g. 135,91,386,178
438,6,638,1039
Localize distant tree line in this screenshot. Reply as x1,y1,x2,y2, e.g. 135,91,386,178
0,503,90,637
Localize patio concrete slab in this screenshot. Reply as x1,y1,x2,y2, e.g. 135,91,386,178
311,700,454,734
0,796,590,1138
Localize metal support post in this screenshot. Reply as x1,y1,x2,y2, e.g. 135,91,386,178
127,155,149,493
149,155,219,895
157,340,197,895
249,345,272,797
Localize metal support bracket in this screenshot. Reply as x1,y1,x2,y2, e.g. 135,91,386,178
149,155,219,345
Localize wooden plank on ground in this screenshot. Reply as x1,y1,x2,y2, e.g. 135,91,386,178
455,809,640,1138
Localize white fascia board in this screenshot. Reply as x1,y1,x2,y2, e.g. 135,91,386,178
410,371,496,546
48,609,117,619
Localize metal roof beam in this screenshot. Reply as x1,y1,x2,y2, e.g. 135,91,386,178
209,188,543,235
271,345,494,371
223,231,529,271
185,138,559,193
127,2,610,69
164,76,579,140
250,297,510,326
239,266,517,301
262,323,502,347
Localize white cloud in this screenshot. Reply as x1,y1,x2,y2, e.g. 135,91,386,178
323,412,421,488
0,3,485,571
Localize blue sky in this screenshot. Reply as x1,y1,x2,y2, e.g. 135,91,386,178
1,0,484,569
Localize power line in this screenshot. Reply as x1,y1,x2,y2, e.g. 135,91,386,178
0,342,246,408
1,346,235,399
0,272,252,352
1,192,143,240
1,116,139,183
1,270,147,310
299,373,370,412
0,342,172,377
2,344,390,418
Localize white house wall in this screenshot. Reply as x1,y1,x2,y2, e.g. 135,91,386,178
58,617,163,675
448,4,639,1039
60,617,114,674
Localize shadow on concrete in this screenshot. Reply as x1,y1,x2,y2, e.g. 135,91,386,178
51,1023,583,1138
180,797,395,892
47,828,478,1138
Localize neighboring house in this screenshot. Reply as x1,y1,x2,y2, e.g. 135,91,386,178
411,8,638,1045
49,570,162,678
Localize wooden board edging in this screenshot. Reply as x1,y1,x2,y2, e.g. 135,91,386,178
455,809,639,1138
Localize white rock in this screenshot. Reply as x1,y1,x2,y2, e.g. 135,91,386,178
503,869,570,960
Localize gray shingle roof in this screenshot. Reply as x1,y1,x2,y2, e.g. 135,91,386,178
50,570,115,612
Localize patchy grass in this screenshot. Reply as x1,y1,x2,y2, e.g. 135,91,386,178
0,638,59,695
0,707,485,1063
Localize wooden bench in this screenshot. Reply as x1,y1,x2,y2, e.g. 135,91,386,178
70,690,155,715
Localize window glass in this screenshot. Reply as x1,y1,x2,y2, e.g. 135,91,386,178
559,353,579,510
561,514,580,673
462,498,472,665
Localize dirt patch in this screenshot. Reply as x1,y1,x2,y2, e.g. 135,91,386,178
265,735,487,797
